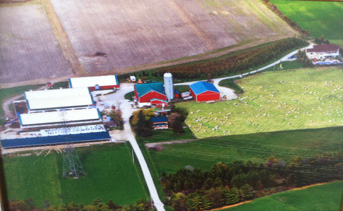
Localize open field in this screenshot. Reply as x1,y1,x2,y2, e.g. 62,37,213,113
0,5,72,84
270,0,343,45
224,181,343,211
147,126,343,174
3,143,148,207
178,67,343,138
52,0,296,74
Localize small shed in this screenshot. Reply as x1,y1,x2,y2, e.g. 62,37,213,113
151,116,168,129
189,81,220,102
134,83,167,103
150,99,168,108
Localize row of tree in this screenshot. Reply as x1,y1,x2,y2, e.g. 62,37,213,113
162,152,343,210
8,198,151,211
153,38,307,80
118,38,307,83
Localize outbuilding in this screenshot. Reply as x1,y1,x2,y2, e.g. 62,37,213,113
151,116,168,129
69,75,119,90
189,81,220,102
134,83,167,103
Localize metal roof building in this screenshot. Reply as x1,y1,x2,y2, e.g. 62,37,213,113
1,131,111,149
189,81,220,102
69,75,119,90
25,88,94,111
19,108,101,128
134,83,167,103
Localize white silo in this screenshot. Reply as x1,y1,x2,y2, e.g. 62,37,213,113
163,72,174,102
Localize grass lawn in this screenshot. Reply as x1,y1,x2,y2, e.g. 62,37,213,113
148,126,343,175
225,181,343,211
270,0,343,45
3,143,148,207
124,91,135,101
137,126,196,143
178,67,343,138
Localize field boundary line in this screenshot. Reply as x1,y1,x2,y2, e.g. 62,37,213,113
210,182,330,211
40,0,87,76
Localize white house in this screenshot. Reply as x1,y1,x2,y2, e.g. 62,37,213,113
306,44,340,60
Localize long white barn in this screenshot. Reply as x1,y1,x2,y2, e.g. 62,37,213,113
19,108,101,128
25,88,94,111
69,75,119,90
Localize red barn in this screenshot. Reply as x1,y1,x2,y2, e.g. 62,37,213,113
134,83,167,103
189,81,220,102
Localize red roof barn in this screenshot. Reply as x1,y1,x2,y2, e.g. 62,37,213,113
189,81,220,102
134,83,167,103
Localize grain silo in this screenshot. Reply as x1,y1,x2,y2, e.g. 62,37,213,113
163,72,174,102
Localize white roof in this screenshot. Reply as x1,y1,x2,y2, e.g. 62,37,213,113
69,75,118,88
20,108,101,126
25,88,93,110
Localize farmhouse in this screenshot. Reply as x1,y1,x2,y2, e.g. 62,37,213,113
151,116,168,129
134,82,167,103
69,75,120,90
25,88,94,111
306,44,340,60
19,108,102,128
189,81,220,102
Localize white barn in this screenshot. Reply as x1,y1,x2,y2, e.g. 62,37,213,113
25,88,94,111
19,108,102,128
306,44,340,60
69,75,120,90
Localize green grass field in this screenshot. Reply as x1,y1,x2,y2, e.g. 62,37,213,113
3,143,148,207
270,0,343,45
225,181,343,211
137,126,196,143
178,68,343,139
147,126,343,175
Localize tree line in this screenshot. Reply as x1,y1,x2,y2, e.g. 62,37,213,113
162,152,343,210
118,38,308,83
154,38,307,80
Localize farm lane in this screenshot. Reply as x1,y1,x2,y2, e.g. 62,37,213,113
175,42,314,89
101,84,165,211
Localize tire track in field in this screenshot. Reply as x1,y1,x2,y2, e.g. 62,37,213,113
168,0,215,51
40,0,87,76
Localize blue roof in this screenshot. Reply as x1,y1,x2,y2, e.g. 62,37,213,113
189,81,219,95
1,131,111,149
151,116,168,123
135,83,165,98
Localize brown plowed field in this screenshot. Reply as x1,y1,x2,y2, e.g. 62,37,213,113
52,0,297,74
0,5,73,84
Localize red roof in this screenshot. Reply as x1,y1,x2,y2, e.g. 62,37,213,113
307,44,339,53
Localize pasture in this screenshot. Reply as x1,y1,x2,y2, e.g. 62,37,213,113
0,5,72,84
270,0,343,45
225,181,343,211
3,143,148,207
51,0,296,74
178,68,343,138
147,126,343,174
